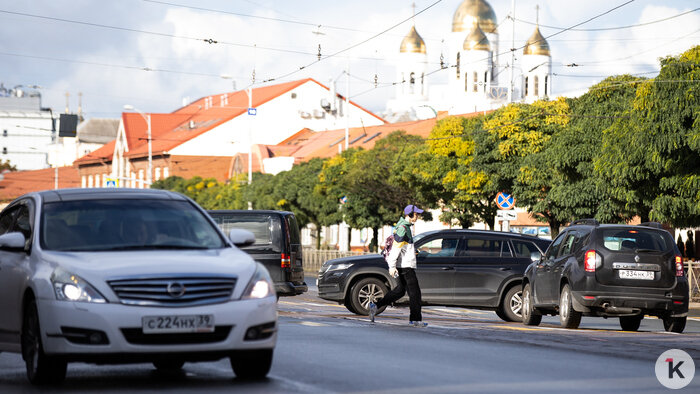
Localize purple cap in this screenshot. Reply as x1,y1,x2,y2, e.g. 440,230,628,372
404,204,424,216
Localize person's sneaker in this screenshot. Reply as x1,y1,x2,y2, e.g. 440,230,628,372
368,302,377,322
409,321,428,327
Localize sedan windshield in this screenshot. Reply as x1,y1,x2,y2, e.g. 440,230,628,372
41,199,226,251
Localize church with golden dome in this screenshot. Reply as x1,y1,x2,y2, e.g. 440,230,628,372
384,0,552,121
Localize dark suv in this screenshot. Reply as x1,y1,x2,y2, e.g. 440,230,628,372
208,210,307,297
522,219,689,332
317,229,550,322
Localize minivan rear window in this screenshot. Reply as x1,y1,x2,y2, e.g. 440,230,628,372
285,215,301,245
601,228,670,252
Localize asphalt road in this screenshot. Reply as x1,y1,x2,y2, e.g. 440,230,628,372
0,277,698,393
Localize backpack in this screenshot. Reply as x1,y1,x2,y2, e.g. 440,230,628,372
381,223,410,261
381,234,394,261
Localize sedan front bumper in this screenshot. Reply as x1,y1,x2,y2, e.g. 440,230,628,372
37,296,277,360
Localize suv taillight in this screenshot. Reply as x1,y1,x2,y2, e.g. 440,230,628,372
675,255,684,277
281,253,291,268
584,250,597,272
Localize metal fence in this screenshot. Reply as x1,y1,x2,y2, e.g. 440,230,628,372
687,261,700,303
303,248,373,274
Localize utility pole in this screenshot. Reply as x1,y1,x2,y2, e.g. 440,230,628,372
344,57,350,151
507,0,516,103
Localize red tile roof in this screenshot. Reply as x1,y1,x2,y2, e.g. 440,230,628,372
168,155,235,182
0,167,81,202
75,78,385,165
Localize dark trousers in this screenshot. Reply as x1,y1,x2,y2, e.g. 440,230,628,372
376,267,422,322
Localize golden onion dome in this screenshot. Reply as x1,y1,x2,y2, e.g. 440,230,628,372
452,0,498,33
463,22,490,51
523,26,551,56
399,26,427,54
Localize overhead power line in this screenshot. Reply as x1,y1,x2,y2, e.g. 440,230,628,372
516,7,700,32
0,9,317,56
257,0,444,84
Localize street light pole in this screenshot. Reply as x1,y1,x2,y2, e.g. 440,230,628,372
123,105,152,188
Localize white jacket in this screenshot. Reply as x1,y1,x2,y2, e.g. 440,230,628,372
386,240,417,269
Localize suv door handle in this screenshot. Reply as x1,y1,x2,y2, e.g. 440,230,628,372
499,267,512,271
441,267,454,270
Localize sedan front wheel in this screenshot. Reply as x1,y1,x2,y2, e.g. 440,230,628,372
22,299,67,385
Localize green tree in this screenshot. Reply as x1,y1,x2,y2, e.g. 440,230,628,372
318,131,432,251
273,158,341,248
424,116,485,228
555,75,645,224
635,46,700,226
596,46,700,225
511,98,571,236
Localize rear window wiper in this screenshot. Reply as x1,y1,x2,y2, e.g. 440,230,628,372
634,248,659,253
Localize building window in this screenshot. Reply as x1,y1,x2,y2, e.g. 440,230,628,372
544,76,549,95
88,175,93,188
534,76,539,96
81,176,86,188
155,167,161,181
409,72,415,94
465,75,469,92
484,71,488,92
291,92,297,99
95,174,100,187
525,77,529,96
163,167,169,179
421,73,425,95
456,53,460,79
2,147,6,154
138,170,144,188
473,72,478,92
2,129,7,137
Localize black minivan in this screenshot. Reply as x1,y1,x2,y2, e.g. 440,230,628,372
208,210,307,297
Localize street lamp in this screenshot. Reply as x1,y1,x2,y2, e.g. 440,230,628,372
123,105,152,188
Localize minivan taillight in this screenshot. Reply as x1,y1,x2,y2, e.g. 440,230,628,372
281,253,291,268
584,250,597,272
675,255,684,277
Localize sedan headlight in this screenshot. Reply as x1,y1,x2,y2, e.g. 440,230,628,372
241,263,276,299
328,262,353,272
51,269,106,303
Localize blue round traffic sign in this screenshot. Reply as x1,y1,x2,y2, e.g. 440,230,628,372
496,192,515,210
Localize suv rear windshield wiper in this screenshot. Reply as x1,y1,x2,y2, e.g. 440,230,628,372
635,248,660,253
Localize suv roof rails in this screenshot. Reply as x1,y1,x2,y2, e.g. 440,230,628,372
639,221,662,229
571,218,600,227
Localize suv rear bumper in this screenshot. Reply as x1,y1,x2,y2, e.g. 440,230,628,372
276,281,308,296
571,291,688,317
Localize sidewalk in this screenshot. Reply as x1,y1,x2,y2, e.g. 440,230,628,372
690,302,700,318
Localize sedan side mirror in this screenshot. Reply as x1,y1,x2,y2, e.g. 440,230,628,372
228,229,256,247
0,232,26,251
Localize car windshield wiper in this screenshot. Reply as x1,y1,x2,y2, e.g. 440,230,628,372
97,244,211,251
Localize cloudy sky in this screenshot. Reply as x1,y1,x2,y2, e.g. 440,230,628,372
2,0,698,119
